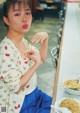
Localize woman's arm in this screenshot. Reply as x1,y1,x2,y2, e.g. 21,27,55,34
40,35,48,62
31,32,49,62
16,63,38,93
16,50,41,94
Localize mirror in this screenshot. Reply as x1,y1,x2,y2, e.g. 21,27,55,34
0,0,63,112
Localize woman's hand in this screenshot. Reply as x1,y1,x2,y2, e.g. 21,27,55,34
25,50,41,67
31,32,48,45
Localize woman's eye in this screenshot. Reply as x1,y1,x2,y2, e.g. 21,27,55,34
26,12,31,15
14,13,21,16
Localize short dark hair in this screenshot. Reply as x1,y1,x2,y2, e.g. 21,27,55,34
3,0,30,17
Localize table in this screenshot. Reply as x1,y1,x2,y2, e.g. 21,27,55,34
51,2,80,113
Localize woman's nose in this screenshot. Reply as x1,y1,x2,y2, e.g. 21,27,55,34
22,14,27,22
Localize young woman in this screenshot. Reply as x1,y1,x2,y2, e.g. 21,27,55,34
0,0,52,113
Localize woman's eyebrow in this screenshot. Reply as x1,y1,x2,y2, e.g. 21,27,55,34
25,8,31,11
13,8,30,12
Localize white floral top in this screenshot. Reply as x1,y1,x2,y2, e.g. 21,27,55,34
0,37,38,113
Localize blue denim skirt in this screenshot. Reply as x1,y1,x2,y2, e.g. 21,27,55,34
20,87,52,113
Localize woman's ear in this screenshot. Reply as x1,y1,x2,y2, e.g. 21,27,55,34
3,16,10,26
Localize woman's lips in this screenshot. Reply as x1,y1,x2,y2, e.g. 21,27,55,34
22,24,28,29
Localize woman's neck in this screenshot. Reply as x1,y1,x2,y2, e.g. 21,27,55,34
7,30,24,44
7,31,27,58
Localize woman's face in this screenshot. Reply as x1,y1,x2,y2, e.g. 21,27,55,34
4,2,32,34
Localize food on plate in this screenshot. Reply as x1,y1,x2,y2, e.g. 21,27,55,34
59,98,80,113
63,80,80,90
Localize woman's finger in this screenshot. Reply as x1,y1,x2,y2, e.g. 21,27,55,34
34,37,42,43
27,54,37,62
24,51,34,57
31,34,42,42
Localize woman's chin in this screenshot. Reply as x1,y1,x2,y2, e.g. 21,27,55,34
23,28,29,33
20,29,29,34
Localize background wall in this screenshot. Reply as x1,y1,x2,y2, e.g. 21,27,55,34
0,0,5,4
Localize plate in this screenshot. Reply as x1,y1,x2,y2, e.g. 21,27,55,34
53,98,72,113
53,98,80,113
64,87,80,95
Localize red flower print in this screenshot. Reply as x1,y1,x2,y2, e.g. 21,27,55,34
15,104,20,109
18,104,20,108
0,76,3,79
26,85,30,88
4,46,8,50
5,53,10,57
24,61,28,64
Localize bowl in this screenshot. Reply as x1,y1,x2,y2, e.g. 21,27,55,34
63,79,80,95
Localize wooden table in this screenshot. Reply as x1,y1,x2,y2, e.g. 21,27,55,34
51,2,80,113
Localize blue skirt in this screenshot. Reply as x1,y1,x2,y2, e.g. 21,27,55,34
20,87,52,113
